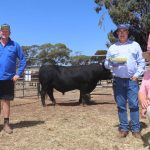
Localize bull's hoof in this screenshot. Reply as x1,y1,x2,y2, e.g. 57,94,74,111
78,101,82,105
52,102,56,106
79,101,89,106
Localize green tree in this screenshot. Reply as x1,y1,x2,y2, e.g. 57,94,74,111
90,50,107,62
48,43,72,65
22,45,40,66
70,55,91,65
38,43,72,65
38,43,54,65
95,0,150,51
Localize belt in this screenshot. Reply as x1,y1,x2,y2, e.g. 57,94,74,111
114,76,130,80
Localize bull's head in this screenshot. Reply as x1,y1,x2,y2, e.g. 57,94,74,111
100,59,112,80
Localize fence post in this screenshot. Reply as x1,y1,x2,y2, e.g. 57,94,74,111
23,79,25,98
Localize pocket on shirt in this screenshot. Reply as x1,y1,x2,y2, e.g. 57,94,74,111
111,52,119,58
7,50,16,58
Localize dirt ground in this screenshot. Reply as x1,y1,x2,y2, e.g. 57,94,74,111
0,86,150,150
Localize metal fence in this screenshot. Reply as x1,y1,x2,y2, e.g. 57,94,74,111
14,78,114,99
14,72,143,99
15,78,40,98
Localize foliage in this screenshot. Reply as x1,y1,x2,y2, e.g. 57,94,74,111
48,43,72,65
23,42,95,66
23,43,72,66
23,43,107,66
22,44,107,66
38,43,55,65
22,45,40,66
23,43,105,66
95,0,150,51
70,55,91,65
90,50,107,62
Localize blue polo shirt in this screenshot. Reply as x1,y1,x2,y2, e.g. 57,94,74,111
0,38,26,80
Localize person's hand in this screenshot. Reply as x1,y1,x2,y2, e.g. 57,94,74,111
141,99,150,109
110,61,119,68
12,75,20,82
141,108,147,118
130,76,138,81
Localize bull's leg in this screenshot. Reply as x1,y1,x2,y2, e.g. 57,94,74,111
79,92,82,104
40,88,46,107
83,94,91,104
79,91,91,106
47,88,56,106
79,91,86,106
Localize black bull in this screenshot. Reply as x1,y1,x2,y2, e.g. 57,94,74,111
39,63,112,106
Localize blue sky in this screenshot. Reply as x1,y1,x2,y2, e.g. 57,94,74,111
1,0,116,56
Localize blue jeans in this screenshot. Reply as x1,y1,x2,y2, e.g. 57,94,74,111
113,77,140,132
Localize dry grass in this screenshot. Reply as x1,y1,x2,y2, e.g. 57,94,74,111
0,87,150,150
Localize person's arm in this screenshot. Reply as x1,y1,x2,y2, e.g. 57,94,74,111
138,91,149,118
138,72,150,109
104,47,119,69
133,43,145,78
136,73,150,118
16,43,26,77
147,34,150,52
12,42,26,82
104,49,113,70
141,108,147,118
138,91,149,109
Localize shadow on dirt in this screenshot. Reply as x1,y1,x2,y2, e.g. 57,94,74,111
12,101,39,107
114,121,148,131
11,120,45,129
140,122,150,149
0,120,45,132
114,122,150,149
46,100,115,107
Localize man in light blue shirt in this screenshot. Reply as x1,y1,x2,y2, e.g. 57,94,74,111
105,24,145,139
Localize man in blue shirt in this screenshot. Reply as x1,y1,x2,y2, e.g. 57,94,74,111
105,24,145,139
0,24,26,134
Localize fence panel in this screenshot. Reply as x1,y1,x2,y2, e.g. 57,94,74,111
14,78,143,98
15,78,40,98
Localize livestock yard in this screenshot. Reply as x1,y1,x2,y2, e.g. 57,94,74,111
0,82,150,150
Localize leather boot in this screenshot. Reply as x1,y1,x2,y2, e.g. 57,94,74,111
3,123,13,134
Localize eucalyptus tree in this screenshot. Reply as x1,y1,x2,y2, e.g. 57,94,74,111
95,0,150,51
70,55,91,65
38,43,72,65
22,45,40,66
90,50,107,63
38,43,54,65
48,43,72,65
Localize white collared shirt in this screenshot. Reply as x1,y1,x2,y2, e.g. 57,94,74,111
104,40,145,78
